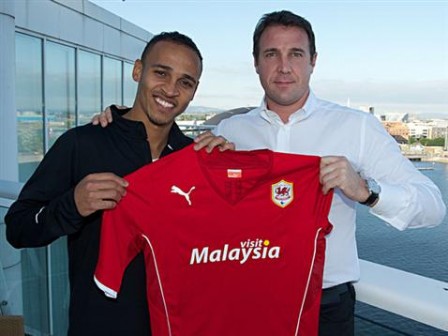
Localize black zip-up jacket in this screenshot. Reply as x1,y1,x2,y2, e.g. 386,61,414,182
5,106,193,336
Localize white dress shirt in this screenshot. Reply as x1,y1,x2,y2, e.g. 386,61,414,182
214,91,446,289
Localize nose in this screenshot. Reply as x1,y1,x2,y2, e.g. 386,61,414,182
278,56,291,74
161,79,180,97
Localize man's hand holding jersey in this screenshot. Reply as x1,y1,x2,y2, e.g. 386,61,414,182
74,173,128,217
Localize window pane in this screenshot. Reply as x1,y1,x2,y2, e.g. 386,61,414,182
45,41,76,149
103,57,123,108
123,62,137,107
49,237,69,335
15,33,44,182
78,50,101,125
20,247,51,335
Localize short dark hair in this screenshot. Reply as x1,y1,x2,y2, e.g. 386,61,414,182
253,10,316,62
140,31,203,66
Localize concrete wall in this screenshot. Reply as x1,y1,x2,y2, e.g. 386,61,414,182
15,0,151,61
0,1,18,182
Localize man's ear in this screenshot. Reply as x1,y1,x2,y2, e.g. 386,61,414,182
132,59,143,82
307,52,317,75
311,52,318,68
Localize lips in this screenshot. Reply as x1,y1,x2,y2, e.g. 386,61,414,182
274,80,295,88
274,77,294,84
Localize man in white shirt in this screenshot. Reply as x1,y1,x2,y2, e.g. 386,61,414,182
194,10,446,336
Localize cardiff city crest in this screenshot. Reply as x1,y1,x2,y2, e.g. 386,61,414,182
271,180,294,208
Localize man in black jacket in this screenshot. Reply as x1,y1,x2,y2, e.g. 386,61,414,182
5,32,203,336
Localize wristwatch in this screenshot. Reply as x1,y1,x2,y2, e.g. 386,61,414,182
359,178,381,207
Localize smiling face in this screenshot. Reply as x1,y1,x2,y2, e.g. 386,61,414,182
132,40,202,128
255,25,317,120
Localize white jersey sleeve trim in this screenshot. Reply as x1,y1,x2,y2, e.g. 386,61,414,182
35,206,45,224
94,275,117,299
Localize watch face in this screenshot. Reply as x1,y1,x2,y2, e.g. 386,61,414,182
367,178,381,194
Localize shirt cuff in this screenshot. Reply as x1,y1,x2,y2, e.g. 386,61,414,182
369,183,415,231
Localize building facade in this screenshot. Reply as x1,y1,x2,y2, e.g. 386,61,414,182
0,1,152,334
407,120,448,140
381,121,410,140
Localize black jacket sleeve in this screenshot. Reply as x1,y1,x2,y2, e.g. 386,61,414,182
5,129,85,248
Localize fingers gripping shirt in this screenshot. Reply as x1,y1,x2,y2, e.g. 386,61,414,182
95,145,333,336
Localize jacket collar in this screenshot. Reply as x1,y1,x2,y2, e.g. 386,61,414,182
109,105,193,155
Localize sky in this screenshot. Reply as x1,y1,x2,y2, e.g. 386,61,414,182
91,0,448,115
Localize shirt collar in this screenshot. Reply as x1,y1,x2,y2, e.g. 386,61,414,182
259,90,317,125
164,122,193,154
109,105,192,154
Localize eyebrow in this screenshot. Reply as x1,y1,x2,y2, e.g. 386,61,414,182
263,47,307,54
290,47,306,53
151,63,198,85
263,48,278,54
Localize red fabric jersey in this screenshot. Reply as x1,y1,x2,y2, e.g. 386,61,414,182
95,145,333,336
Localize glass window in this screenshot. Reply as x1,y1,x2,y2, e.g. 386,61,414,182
15,33,44,182
103,57,122,108
45,41,76,149
48,238,69,335
123,62,137,107
20,247,51,335
13,34,141,336
78,50,101,125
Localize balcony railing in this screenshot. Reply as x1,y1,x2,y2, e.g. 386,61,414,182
355,260,448,333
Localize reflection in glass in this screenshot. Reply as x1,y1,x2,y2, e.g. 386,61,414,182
49,237,69,335
43,41,74,336
103,57,123,108
123,62,137,107
45,41,76,149
15,33,44,182
78,51,101,125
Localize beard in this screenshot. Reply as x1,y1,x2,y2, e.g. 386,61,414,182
144,107,185,128
145,112,171,127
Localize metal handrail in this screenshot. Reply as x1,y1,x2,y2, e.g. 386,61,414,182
355,260,448,332
0,180,22,207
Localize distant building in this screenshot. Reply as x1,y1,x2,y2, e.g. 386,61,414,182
431,126,448,139
407,120,448,139
382,121,409,140
379,113,409,122
391,134,408,144
407,121,431,139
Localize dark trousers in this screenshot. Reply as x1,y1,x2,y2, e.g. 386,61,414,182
319,283,356,336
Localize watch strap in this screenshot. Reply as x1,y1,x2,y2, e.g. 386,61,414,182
359,178,380,206
359,192,379,206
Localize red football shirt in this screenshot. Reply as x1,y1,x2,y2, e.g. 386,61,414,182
95,145,333,336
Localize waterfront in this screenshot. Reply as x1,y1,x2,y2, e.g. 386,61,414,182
355,162,448,335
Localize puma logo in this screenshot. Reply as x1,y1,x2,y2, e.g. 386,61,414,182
171,185,196,206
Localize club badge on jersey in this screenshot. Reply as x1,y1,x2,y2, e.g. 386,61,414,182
272,180,294,208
